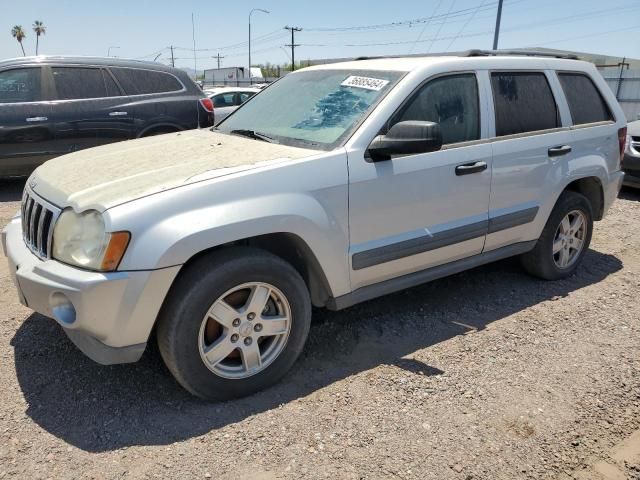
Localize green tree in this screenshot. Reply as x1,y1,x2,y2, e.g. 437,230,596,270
11,25,26,56
32,21,46,55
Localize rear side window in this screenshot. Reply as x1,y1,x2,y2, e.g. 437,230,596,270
238,92,256,104
52,67,109,100
103,70,122,97
110,68,182,95
491,72,559,137
392,73,480,145
212,93,235,108
558,73,613,125
0,68,41,103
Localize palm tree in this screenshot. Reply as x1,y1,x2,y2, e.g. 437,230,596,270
11,25,26,56
32,21,46,55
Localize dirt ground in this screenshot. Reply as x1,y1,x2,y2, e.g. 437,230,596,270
0,178,639,480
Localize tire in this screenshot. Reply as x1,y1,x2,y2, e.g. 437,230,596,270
521,190,593,280
156,247,311,401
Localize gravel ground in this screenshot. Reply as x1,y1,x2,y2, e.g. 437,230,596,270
0,178,639,480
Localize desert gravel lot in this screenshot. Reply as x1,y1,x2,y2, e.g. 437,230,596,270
0,178,639,480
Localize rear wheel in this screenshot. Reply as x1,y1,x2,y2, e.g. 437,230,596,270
157,248,311,400
521,191,593,280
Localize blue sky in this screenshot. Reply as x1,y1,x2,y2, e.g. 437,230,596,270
3,0,640,72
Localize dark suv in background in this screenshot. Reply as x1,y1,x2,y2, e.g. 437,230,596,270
0,56,214,176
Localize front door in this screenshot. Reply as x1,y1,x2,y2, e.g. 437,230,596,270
0,66,58,176
348,73,492,290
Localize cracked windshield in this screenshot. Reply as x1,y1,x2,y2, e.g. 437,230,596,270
218,70,402,148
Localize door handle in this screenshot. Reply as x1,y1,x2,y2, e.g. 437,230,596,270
455,161,488,176
25,116,48,122
109,111,128,117
548,145,572,157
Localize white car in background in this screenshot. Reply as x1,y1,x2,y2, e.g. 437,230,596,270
205,87,261,124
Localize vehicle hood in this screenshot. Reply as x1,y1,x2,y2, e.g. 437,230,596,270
628,120,640,136
30,129,316,211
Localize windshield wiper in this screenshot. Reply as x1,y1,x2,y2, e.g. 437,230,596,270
229,129,278,144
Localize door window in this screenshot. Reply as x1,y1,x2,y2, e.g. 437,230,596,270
52,67,108,100
110,68,182,95
0,68,42,103
391,74,480,145
491,72,559,136
558,73,613,125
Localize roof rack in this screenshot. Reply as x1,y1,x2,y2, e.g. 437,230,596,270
353,49,580,62
463,49,580,60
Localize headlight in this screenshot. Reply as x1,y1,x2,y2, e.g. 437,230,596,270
52,209,130,271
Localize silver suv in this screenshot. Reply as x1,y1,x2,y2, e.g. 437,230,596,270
2,51,627,400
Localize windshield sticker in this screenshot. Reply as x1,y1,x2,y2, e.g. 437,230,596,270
341,75,390,91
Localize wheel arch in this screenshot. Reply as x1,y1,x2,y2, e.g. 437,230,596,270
563,176,605,220
137,123,184,137
170,232,333,308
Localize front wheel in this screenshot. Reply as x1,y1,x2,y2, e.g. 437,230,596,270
156,247,311,401
521,190,593,280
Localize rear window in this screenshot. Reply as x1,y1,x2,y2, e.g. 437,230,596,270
110,68,183,95
52,67,114,100
0,67,41,103
558,73,613,125
491,72,559,137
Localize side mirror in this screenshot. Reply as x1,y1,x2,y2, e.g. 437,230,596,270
368,121,443,161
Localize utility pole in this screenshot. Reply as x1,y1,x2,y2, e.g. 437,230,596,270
616,57,629,100
249,8,269,84
214,52,225,69
192,13,198,78
170,46,175,67
492,0,504,50
284,26,302,71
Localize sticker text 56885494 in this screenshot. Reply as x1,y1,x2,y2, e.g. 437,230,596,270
341,75,390,91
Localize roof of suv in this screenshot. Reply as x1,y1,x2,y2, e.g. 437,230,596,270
0,55,178,73
303,52,588,73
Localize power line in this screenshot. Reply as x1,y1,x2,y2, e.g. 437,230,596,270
302,1,519,32
426,0,457,53
445,0,487,51
407,0,443,54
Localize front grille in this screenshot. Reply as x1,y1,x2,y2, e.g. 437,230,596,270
21,188,60,259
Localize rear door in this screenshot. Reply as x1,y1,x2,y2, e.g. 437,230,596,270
49,66,133,153
109,67,194,133
484,70,570,251
0,66,57,176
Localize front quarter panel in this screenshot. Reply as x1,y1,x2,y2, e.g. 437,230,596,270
106,149,351,298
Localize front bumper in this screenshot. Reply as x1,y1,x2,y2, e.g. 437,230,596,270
623,152,640,187
2,217,180,365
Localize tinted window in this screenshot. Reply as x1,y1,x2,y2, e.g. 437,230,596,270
52,67,108,100
212,93,235,108
491,72,559,136
392,74,480,145
110,68,182,95
558,73,613,125
0,68,41,103
103,70,122,97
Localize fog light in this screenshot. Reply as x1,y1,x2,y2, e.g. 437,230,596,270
50,292,76,324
